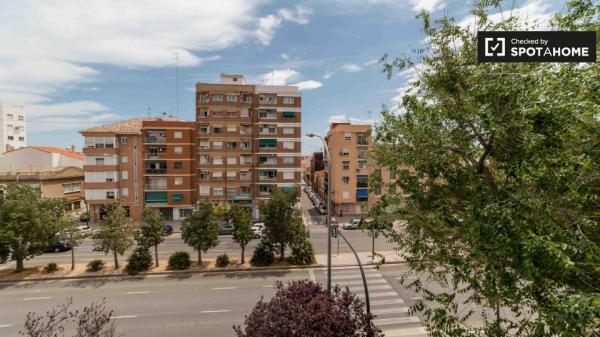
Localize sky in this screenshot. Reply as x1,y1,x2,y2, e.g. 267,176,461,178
0,0,563,154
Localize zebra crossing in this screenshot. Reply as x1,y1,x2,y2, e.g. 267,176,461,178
329,266,427,337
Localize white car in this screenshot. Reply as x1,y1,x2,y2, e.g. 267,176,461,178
342,219,361,230
252,223,265,239
76,225,92,236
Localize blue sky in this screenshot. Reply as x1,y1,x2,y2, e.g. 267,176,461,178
0,0,562,154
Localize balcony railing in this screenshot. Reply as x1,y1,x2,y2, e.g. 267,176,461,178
145,168,167,174
144,184,168,190
144,153,167,159
145,136,167,143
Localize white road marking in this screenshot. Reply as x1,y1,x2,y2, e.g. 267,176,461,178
356,291,398,299
370,298,405,306
110,315,138,319
336,279,387,286
23,297,52,301
262,285,272,288
201,310,231,313
373,316,420,326
0,324,12,328
213,287,237,290
411,296,423,300
349,284,392,292
212,249,232,252
371,307,409,315
308,269,316,281
331,273,382,280
382,327,428,337
127,291,150,294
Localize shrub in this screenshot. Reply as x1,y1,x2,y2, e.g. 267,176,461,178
79,211,90,223
126,246,153,274
288,239,315,265
87,259,105,272
44,262,58,273
168,251,191,270
250,240,274,267
216,254,230,267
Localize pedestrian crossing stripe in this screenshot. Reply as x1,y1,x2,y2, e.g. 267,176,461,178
373,316,420,326
381,327,428,337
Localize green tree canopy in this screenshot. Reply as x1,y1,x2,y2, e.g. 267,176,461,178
229,204,254,264
137,207,166,267
181,201,219,265
372,1,600,335
0,184,68,272
93,201,134,270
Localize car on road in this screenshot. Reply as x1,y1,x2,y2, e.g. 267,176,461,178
252,223,265,239
163,224,173,235
317,204,327,215
44,241,71,253
342,219,361,230
218,223,234,235
75,225,92,236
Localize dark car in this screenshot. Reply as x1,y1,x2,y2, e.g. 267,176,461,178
163,224,173,235
44,241,71,253
218,223,234,235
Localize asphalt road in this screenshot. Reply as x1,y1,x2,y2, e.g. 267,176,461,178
1,190,396,270
0,265,429,337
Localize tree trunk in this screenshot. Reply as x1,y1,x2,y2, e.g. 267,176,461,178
372,234,375,258
198,250,202,266
280,245,285,261
154,244,159,267
113,251,119,270
241,245,245,264
16,257,24,272
71,247,75,271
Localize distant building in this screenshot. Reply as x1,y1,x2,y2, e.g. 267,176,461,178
0,166,85,215
0,102,27,152
80,117,196,222
0,146,83,172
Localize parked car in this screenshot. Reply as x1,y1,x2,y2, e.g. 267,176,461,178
163,224,173,235
252,223,265,239
218,223,234,235
44,241,71,253
342,219,361,230
317,205,327,215
75,225,92,236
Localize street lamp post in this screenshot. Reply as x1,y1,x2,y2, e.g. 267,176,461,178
306,132,332,292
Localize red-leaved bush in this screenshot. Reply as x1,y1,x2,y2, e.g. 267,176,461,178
234,280,383,337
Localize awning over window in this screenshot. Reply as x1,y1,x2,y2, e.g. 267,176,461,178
145,192,167,203
356,189,369,200
172,192,183,201
282,186,295,193
282,111,296,118
259,139,277,147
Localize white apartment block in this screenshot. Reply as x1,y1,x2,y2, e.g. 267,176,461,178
0,102,27,153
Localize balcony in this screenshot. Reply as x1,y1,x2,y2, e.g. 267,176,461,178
144,183,167,190
145,168,167,174
144,153,168,159
145,191,167,203
145,136,167,144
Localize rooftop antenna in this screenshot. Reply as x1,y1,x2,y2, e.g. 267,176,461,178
346,112,350,123
367,110,372,125
174,52,179,118
147,107,151,118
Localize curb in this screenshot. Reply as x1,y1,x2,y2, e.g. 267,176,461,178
0,260,406,284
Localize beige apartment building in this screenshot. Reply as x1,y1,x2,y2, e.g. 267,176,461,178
196,74,302,218
325,122,394,218
80,118,196,221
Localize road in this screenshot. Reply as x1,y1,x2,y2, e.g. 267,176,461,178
0,265,429,337
1,189,395,270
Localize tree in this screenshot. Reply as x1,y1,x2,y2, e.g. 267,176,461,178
234,280,382,337
59,216,85,271
229,204,253,264
136,207,165,267
373,1,600,335
0,184,67,272
20,297,116,337
181,201,219,265
93,201,134,270
260,189,307,260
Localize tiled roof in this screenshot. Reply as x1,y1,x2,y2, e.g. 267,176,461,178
32,146,84,161
79,117,185,134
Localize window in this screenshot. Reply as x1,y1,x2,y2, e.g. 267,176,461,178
226,171,237,180
283,141,295,150
259,184,274,194
258,109,276,119
63,183,81,194
227,187,237,196
227,142,237,149
240,141,250,149
121,188,129,197
200,94,209,103
121,171,128,180
121,137,128,144
7,136,13,140
6,114,13,120
95,157,105,165
213,157,223,165
199,171,210,180
259,170,277,180
213,171,223,180
342,176,350,184
343,191,350,200
174,177,183,185
260,125,276,134
199,110,208,118
213,111,224,118
282,111,295,118
259,95,276,104
340,148,350,156
121,155,128,163
174,131,182,139
199,126,209,134
240,156,252,165
227,111,237,118
240,108,249,118
19,137,24,141
344,132,352,140
389,170,397,180
226,95,237,102
199,141,209,149
227,125,237,133
227,157,237,165
174,146,183,154
283,171,295,180
179,209,192,218
106,191,116,199
283,96,295,104
174,162,183,169
213,127,223,134
199,186,210,195
282,157,295,164
7,124,13,129
240,171,250,180
213,141,223,149
213,187,224,196
356,175,369,188
342,161,350,170
199,156,210,165
358,160,368,169
283,127,294,135
17,115,24,121
212,94,223,102
242,95,252,103
357,133,368,145
358,150,367,159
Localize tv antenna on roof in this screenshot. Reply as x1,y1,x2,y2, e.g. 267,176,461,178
173,52,179,118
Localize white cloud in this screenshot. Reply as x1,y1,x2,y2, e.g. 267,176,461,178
459,0,553,30
259,69,300,85
364,59,379,66
410,0,443,12
280,53,289,61
323,72,334,79
26,100,118,131
391,65,421,105
340,63,363,73
292,80,323,91
255,5,313,45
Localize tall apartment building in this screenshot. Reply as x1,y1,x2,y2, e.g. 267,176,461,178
80,118,196,221
196,74,302,217
0,102,27,153
325,122,393,218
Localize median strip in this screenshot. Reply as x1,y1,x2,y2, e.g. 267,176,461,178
0,324,12,328
110,315,138,319
201,310,231,313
